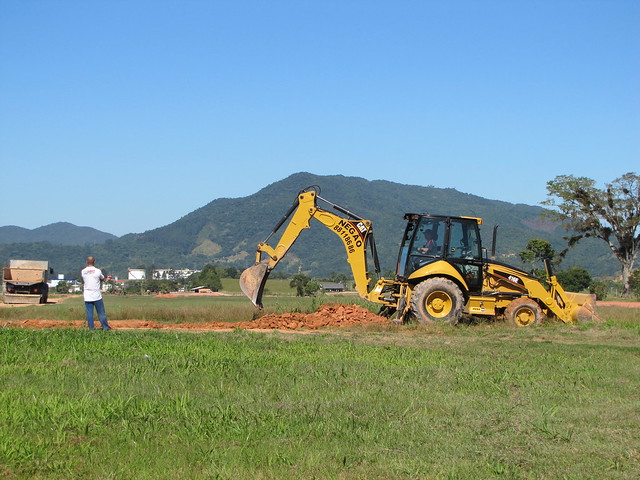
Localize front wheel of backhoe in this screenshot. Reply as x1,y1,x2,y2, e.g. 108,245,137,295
410,278,464,325
504,297,544,327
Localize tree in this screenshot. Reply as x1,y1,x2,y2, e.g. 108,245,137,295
55,281,70,294
630,269,640,297
188,264,222,291
556,265,592,293
289,274,312,297
145,264,155,280
519,238,557,276
222,266,240,279
144,279,177,294
543,173,640,296
304,279,321,296
327,272,348,285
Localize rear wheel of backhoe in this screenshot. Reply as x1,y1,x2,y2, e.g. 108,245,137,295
504,297,543,327
410,278,464,325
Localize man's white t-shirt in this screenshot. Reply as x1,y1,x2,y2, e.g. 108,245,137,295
82,266,104,302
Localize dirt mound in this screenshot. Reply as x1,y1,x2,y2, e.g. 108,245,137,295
2,304,389,331
241,303,388,330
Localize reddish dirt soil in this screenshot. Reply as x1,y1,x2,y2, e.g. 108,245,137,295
1,304,389,331
597,301,640,308
155,292,231,298
3,301,637,332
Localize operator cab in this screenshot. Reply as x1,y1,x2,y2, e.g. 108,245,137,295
396,214,484,293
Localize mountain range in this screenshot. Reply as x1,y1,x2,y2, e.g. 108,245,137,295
0,222,118,246
0,172,616,279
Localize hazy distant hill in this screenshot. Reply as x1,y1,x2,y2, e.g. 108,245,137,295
0,173,616,278
0,222,118,246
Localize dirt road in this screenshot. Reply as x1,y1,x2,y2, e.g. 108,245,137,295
2,304,389,331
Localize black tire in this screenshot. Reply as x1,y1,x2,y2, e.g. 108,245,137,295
410,278,464,325
40,284,49,304
504,297,543,327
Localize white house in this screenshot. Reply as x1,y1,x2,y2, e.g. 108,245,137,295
48,274,80,292
128,268,146,280
127,268,200,281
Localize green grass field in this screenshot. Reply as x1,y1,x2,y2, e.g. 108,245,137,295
0,296,638,479
0,292,369,324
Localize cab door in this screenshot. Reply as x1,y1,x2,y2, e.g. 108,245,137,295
445,219,483,293
397,216,446,277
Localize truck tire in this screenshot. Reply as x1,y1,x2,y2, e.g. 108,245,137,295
504,297,543,327
410,278,464,325
40,284,49,304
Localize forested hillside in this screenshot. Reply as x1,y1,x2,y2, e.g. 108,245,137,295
0,222,117,246
0,173,616,279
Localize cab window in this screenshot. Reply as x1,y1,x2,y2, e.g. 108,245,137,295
447,219,481,260
402,217,446,276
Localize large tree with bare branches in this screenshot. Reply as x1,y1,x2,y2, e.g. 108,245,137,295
543,172,640,296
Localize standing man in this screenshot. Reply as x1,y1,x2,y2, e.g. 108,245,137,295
81,256,111,330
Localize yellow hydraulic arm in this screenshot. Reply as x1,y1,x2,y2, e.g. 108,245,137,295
239,187,380,307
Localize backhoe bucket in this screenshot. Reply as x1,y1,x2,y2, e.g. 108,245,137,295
239,262,270,308
565,292,601,323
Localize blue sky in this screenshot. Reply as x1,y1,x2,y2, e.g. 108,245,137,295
1,0,638,236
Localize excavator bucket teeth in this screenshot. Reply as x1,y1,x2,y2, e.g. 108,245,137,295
239,262,270,308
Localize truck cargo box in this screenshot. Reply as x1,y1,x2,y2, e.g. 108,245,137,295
9,259,49,270
3,267,47,283
2,259,50,304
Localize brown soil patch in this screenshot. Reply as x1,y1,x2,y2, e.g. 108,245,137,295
158,292,231,297
597,301,640,308
1,304,389,332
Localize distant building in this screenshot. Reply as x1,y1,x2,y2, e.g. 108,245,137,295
128,268,145,280
152,268,198,280
152,268,171,279
128,268,199,281
319,282,345,292
48,274,80,293
190,286,212,293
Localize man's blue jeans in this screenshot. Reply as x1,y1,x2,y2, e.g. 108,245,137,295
85,299,110,330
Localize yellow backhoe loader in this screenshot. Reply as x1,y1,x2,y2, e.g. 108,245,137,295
240,186,598,326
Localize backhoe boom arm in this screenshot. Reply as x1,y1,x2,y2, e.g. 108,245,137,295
240,188,377,307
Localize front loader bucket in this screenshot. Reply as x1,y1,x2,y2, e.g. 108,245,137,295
239,262,271,308
565,292,601,323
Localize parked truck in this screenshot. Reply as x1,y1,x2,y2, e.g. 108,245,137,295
2,259,50,304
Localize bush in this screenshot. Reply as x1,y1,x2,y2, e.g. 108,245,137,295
630,269,640,297
187,264,222,291
304,279,321,296
289,274,320,297
589,281,609,300
556,265,592,292
123,279,177,295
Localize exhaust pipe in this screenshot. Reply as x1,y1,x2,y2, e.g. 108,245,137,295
491,224,499,260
